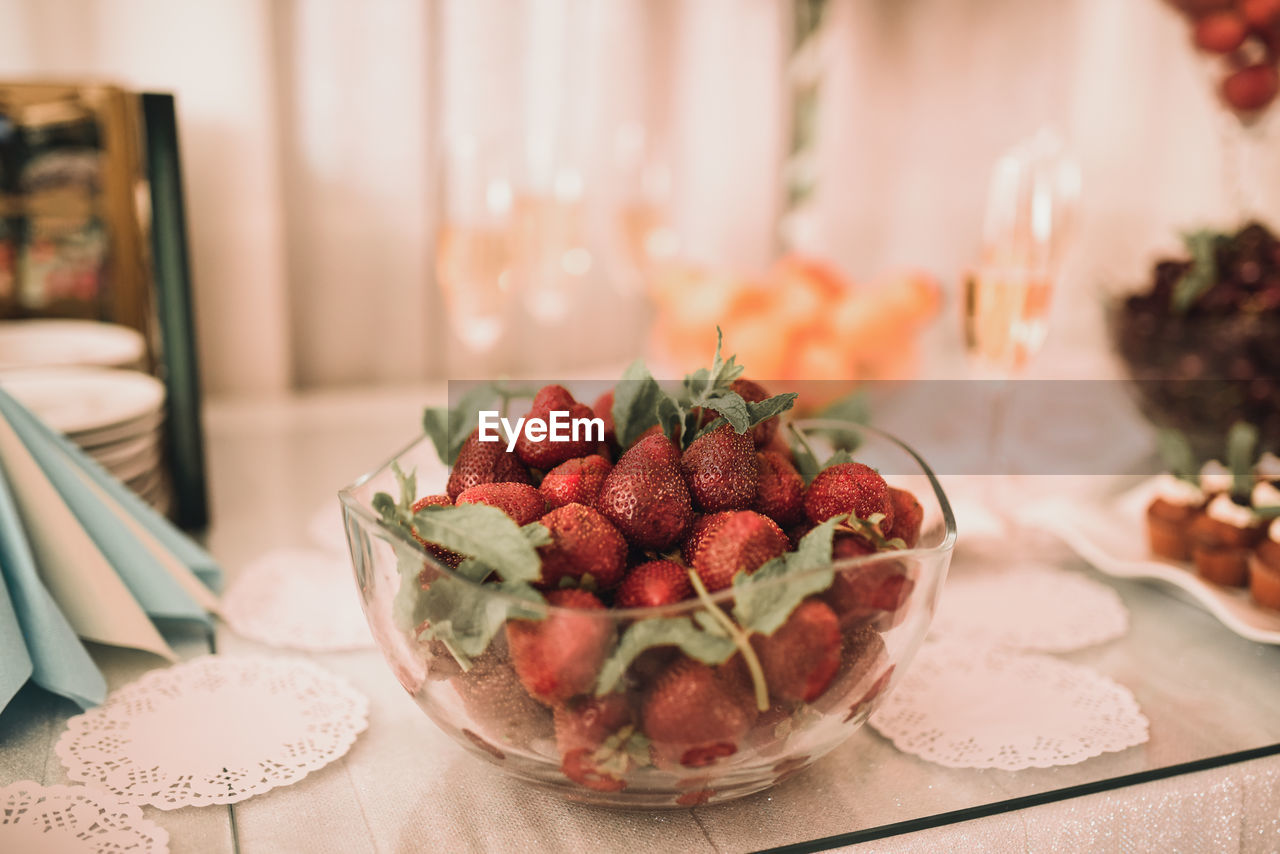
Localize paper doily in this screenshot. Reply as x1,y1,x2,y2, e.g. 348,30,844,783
870,641,1148,770
931,563,1129,652
222,548,373,651
307,502,350,554
56,655,369,809
0,780,169,853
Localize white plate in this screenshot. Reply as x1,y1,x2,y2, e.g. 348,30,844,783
74,411,166,448
0,368,165,434
1022,479,1280,644
0,319,146,371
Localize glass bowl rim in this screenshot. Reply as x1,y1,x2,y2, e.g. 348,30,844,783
338,418,957,617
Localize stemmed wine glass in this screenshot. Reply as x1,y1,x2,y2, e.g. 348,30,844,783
435,135,515,372
962,130,1082,534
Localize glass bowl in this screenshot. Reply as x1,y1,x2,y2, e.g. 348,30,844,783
339,420,956,808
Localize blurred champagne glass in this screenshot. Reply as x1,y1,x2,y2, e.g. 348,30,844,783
436,135,514,360
962,130,1081,530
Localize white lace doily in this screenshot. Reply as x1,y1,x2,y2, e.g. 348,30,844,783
0,781,169,853
56,655,369,809
931,563,1129,652
307,502,350,554
870,641,1149,770
221,548,373,651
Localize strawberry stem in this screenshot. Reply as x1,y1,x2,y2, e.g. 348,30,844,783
686,570,770,712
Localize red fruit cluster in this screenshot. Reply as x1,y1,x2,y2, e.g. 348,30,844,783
417,379,926,798
1172,0,1280,114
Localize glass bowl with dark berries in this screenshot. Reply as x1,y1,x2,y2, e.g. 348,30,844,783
340,334,957,808
1111,222,1280,458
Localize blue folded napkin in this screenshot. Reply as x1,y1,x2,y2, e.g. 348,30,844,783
0,389,221,593
0,458,105,710
0,390,211,625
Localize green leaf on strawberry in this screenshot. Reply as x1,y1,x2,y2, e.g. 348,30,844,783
423,384,500,465
787,424,823,484
612,359,665,448
732,516,841,636
415,568,544,670
594,617,738,695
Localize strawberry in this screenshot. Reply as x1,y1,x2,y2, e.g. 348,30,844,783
514,384,598,469
535,503,628,590
540,454,612,510
555,693,636,792
809,623,887,719
825,550,914,628
616,560,693,608
447,428,532,500
803,462,894,531
641,657,756,768
886,487,923,548
410,494,462,571
730,378,780,447
506,588,612,705
451,645,553,748
750,599,841,702
691,510,789,591
592,389,618,450
595,433,694,550
753,450,804,526
455,482,547,526
680,511,734,565
680,423,759,511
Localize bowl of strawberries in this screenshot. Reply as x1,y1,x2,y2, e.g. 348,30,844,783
340,336,956,807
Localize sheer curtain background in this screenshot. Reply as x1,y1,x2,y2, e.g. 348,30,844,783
0,0,1259,395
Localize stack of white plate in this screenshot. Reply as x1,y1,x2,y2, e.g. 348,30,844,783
0,320,170,515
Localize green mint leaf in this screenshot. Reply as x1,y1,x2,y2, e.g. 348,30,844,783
656,395,686,446
522,521,553,548
417,576,544,669
422,384,500,465
1156,429,1197,482
390,540,431,632
732,517,840,636
706,326,745,389
824,448,857,469
788,424,822,485
612,359,664,447
817,391,871,425
1172,229,1222,314
595,617,737,695
746,393,797,428
391,462,416,512
1226,421,1259,500
410,504,543,583
701,392,751,433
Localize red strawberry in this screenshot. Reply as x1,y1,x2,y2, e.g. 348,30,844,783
826,550,914,628
595,433,694,550
785,521,814,549
753,450,804,526
886,487,923,548
554,693,635,791
506,589,612,705
750,599,842,702
804,462,894,531
616,560,693,608
447,428,532,500
410,494,462,570
451,646,553,749
630,422,679,448
680,423,759,512
731,378,780,447
680,511,734,565
691,510,789,591
455,482,547,526
592,390,618,449
1193,10,1247,53
641,658,756,768
540,454,612,510
810,623,889,719
1222,63,1279,113
514,384,599,470
535,503,628,590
